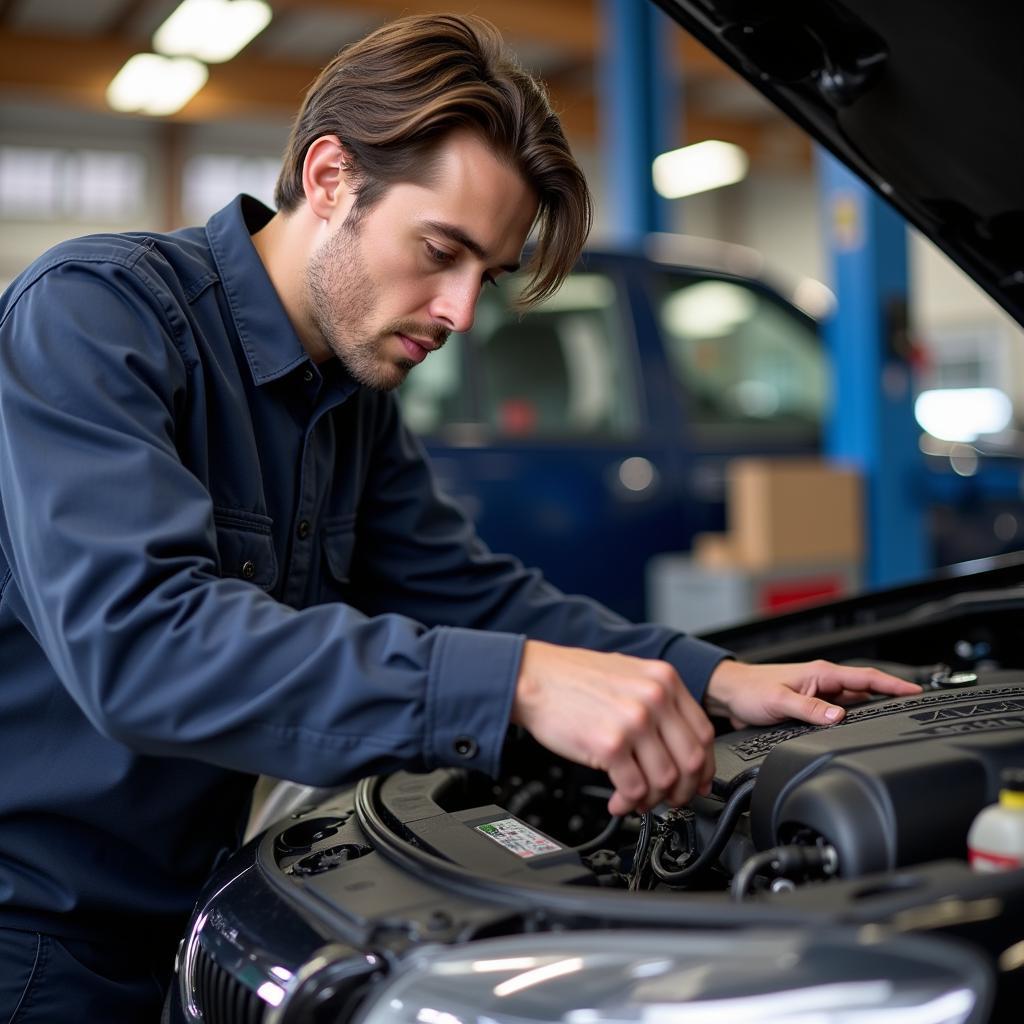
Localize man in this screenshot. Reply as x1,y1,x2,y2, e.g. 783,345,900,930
0,13,918,1019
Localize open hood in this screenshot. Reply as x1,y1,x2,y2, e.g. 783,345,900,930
654,0,1024,327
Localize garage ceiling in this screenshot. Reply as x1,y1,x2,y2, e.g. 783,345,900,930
0,0,807,167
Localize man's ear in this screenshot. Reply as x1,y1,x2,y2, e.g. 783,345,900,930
302,135,357,222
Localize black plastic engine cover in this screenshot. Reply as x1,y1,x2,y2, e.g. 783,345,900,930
713,673,1024,877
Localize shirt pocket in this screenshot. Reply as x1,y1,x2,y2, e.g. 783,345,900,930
212,507,278,591
321,513,356,593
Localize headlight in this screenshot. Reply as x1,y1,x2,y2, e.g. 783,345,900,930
354,929,991,1024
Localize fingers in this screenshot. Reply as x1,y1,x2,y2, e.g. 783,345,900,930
512,642,715,816
608,754,646,816
772,689,847,726
810,661,922,698
600,665,715,814
769,665,922,727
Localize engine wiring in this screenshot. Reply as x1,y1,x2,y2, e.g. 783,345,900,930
649,778,757,886
628,812,655,891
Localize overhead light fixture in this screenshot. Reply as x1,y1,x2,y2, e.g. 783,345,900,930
652,140,749,199
106,53,208,116
914,387,1013,443
153,0,272,63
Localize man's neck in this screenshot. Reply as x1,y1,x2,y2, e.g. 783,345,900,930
251,210,331,363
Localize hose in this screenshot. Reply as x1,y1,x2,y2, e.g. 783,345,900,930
732,843,839,902
650,778,756,885
574,815,623,855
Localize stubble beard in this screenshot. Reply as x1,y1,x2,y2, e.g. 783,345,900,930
306,218,419,392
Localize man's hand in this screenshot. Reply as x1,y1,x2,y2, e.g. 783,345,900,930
704,659,923,730
511,640,716,817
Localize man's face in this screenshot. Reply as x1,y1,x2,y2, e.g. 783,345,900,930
306,131,538,391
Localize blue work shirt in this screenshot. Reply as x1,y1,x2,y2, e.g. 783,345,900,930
0,195,730,943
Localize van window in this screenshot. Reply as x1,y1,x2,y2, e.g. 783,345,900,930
472,271,640,439
400,271,639,439
654,275,826,434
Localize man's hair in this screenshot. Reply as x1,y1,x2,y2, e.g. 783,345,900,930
274,13,592,308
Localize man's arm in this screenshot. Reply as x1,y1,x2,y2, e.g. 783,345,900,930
347,397,922,814
0,255,524,785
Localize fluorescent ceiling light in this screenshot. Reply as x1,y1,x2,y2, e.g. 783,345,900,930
154,0,272,63
915,387,1013,443
652,140,749,199
106,53,208,116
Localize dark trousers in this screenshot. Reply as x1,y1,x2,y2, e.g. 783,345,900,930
0,927,171,1022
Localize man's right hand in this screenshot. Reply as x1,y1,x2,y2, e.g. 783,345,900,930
510,640,716,816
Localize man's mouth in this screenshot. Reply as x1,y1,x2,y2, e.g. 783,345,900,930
396,333,436,364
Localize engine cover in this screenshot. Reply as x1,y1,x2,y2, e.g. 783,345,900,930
714,672,1024,877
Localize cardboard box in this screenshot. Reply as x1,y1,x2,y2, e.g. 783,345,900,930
692,531,736,569
726,458,863,571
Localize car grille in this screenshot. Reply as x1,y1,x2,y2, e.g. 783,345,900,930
194,944,266,1024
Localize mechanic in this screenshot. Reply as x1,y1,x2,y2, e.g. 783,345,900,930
0,13,921,1020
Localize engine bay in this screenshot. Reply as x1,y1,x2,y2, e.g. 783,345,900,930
177,574,1024,1023
371,666,1024,901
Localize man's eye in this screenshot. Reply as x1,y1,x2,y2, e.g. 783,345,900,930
483,273,498,289
425,242,454,265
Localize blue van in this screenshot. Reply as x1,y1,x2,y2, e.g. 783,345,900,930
399,235,828,621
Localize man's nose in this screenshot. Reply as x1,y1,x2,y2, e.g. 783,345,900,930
429,277,479,334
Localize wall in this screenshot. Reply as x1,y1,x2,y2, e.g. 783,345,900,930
3,99,1022,416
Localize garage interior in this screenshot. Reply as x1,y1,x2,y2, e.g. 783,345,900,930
3,0,1022,630
3,3,1024,1021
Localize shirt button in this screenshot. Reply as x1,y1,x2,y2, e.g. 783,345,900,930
302,369,315,384
297,519,311,540
453,736,478,759
240,560,256,579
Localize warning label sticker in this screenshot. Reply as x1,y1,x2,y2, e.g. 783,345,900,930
475,818,562,858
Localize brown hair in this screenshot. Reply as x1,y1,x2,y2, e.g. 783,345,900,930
274,13,591,307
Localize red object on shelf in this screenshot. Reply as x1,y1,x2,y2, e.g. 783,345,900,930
757,576,847,612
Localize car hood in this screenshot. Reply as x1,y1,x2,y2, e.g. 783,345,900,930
653,0,1024,327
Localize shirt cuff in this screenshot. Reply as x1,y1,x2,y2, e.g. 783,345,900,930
659,634,734,705
426,626,525,777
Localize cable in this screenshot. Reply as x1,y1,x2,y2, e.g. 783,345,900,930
732,843,839,902
650,778,756,885
574,815,622,855
628,812,653,892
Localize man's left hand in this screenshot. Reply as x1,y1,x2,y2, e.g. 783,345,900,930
704,659,922,730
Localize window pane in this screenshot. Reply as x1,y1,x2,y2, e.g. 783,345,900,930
182,154,279,222
655,274,825,432
0,145,146,221
0,146,61,217
471,272,639,439
68,150,145,219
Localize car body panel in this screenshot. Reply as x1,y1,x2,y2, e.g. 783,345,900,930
653,0,1024,329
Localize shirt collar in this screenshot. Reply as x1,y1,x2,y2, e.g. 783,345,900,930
205,194,310,386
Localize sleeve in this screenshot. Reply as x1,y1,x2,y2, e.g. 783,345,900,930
349,394,733,705
0,253,522,784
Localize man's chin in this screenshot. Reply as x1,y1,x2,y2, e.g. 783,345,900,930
351,358,416,392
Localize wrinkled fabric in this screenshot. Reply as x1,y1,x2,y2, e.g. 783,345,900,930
0,195,731,942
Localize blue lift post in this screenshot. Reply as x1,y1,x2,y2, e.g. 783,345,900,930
817,149,929,588
598,0,679,243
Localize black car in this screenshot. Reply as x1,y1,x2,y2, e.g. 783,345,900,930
167,2,1024,1021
